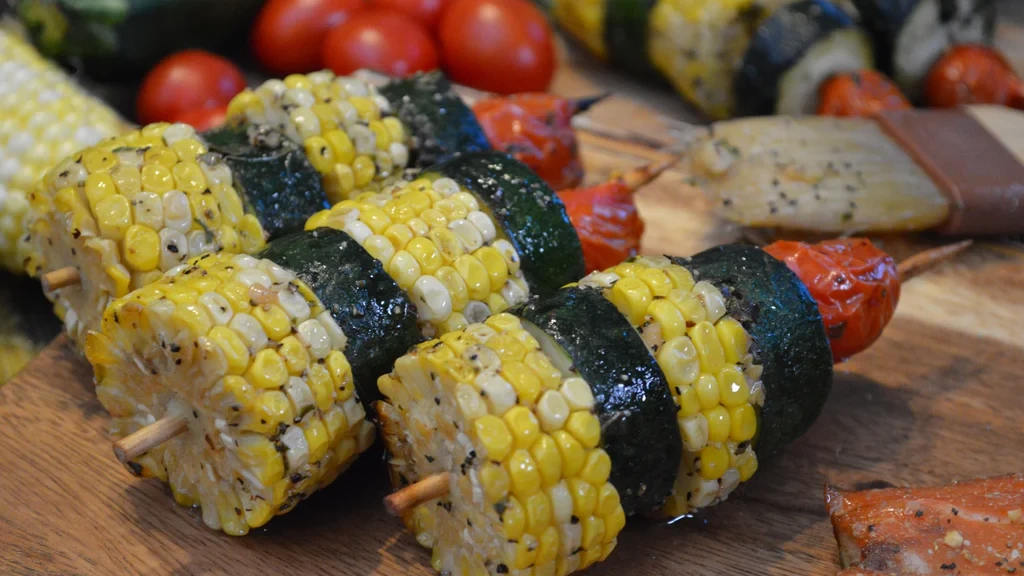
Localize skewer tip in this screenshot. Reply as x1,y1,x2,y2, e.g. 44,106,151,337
897,239,973,283
41,267,81,292
383,472,452,517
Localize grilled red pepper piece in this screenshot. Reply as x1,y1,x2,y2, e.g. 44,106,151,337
473,92,606,190
925,45,1024,110
817,70,912,117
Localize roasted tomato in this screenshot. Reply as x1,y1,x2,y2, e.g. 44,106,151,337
925,45,1024,109
251,0,367,75
818,70,912,117
136,50,246,125
321,10,439,77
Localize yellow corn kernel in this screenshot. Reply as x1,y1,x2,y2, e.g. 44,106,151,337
689,321,725,374
54,186,86,214
503,496,527,541
530,435,562,486
145,147,179,168
94,194,132,240
227,90,262,118
405,237,442,275
436,198,468,221
368,120,392,150
551,430,585,477
480,462,511,503
579,449,611,486
324,129,356,165
382,223,413,251
595,483,620,517
676,383,701,416
171,138,207,162
172,303,212,335
718,366,750,407
501,360,542,405
326,351,353,398
349,96,378,121
474,415,513,462
310,103,338,131
388,250,421,290
212,184,244,226
239,214,267,253
489,335,526,363
737,451,758,481
536,525,560,566
283,74,311,89
304,137,336,173
111,165,142,196
564,411,600,449
475,246,509,290
716,318,749,364
357,207,391,235
382,116,405,143
252,390,295,435
352,155,375,187
420,208,447,229
236,435,285,486
220,375,256,412
428,228,464,264
657,336,701,388
217,282,251,313
432,266,468,312
699,444,729,480
322,406,349,441
246,349,289,389
407,217,429,237
173,162,208,194
664,264,695,291
454,254,490,301
613,262,639,277
503,406,541,451
443,357,475,384
106,265,132,297
306,364,334,411
82,148,117,173
121,224,160,272
487,293,509,315
506,449,542,499
581,515,606,551
704,405,731,443
208,326,250,375
670,290,707,324
603,507,625,544
524,352,562,391
568,478,597,517
84,173,116,213
729,405,757,442
649,299,688,341
485,313,520,332
695,373,720,409
140,164,174,194
609,276,653,325
402,189,433,213
324,164,356,204
524,491,553,534
302,418,330,463
638,267,674,297
252,305,292,341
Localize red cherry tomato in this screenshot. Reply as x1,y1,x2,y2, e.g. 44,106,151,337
322,10,439,77
136,50,246,125
818,70,912,117
438,0,555,94
171,105,229,132
251,0,367,75
558,178,644,273
925,45,1024,110
763,238,899,362
371,0,447,30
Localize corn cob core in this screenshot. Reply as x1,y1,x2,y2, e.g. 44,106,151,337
306,177,528,338
85,252,370,535
24,122,268,349
577,255,763,517
227,72,411,204
0,30,123,274
377,313,626,576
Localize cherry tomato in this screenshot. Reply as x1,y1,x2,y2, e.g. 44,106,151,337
763,238,899,362
171,105,229,132
252,0,367,75
438,0,555,94
818,70,912,117
925,45,1024,110
322,10,439,77
136,50,246,125
372,0,447,30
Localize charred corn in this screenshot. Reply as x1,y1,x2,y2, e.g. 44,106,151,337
0,28,124,274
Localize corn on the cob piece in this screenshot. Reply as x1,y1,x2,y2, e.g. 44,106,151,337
85,252,370,535
682,115,951,233
24,122,268,349
376,313,626,576
552,0,608,60
306,177,528,337
227,72,411,204
0,28,124,274
578,255,762,516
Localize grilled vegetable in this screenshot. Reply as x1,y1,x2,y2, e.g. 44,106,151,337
826,474,1024,575
0,28,124,274
925,45,1024,110
305,151,585,335
818,70,912,117
682,115,951,233
473,93,604,190
736,0,874,116
851,0,997,100
85,236,393,535
14,0,264,80
375,242,840,574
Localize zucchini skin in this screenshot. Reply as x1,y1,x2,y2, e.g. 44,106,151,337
680,245,833,457
604,0,662,80
378,72,492,169
260,229,423,406
203,124,330,240
428,152,585,297
513,287,681,515
735,0,860,116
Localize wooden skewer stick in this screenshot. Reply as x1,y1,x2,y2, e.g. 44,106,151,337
897,240,973,283
41,267,80,292
113,414,189,465
618,155,684,193
384,472,452,517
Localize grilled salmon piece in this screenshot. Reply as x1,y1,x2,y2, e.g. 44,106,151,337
826,474,1024,575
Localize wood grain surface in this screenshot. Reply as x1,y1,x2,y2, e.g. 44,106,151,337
3,4,1024,575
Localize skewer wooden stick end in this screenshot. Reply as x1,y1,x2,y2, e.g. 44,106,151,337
384,472,452,517
113,413,189,465
41,267,81,292
897,239,973,283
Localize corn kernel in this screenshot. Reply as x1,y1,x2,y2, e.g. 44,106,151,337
695,373,720,410
476,246,509,290
352,155,375,186
474,415,513,462
105,265,132,297
172,303,212,335
303,418,330,463
536,525,560,566
82,148,117,173
454,255,490,301
503,496,526,541
603,507,625,544
690,321,725,374
729,405,757,442
551,430,585,477
209,326,250,375
649,299,688,341
503,406,541,451
525,352,562,391
382,117,405,143
530,435,562,486
322,405,349,441
144,146,179,168
609,276,652,325
246,349,289,389
388,250,421,290
716,318,750,364
677,383,701,416
568,478,597,517
613,262,639,277
565,411,601,449
304,137,336,173
704,405,731,443
699,444,729,480
506,449,542,498
487,292,509,315
94,194,132,240
307,363,334,411
718,366,750,407
658,336,701,388
84,172,116,213
480,462,511,502
737,451,758,481
581,515,606,551
220,375,256,412
406,237,442,275
670,290,707,324
679,413,709,452
595,483,620,517
112,165,142,196
252,305,292,341
638,267,673,297
217,282,251,313
238,214,267,253
579,449,611,486
140,164,174,194
121,224,160,271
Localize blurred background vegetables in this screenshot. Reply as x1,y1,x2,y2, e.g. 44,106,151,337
135,50,245,124
251,0,366,75
321,9,439,77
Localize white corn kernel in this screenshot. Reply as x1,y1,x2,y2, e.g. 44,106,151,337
455,383,488,420
317,310,347,350
289,107,321,139
232,254,260,269
466,210,497,243
560,377,595,411
474,372,517,415
492,239,521,274
187,230,217,257
559,522,583,556
280,425,310,471
234,268,273,290
464,343,501,373
342,396,366,428
158,228,188,270
282,87,316,109
501,278,529,308
343,220,373,244
373,94,392,114
718,469,741,499
448,219,483,252
284,376,316,416
389,142,409,168
277,286,312,322
432,177,459,197
463,301,491,324
693,281,727,323
131,192,163,230
349,124,376,155
198,159,232,187
198,292,233,326
680,413,709,452
229,313,268,352
411,275,453,322
537,390,570,432
579,271,620,290
260,259,295,284
548,481,574,524
332,100,360,126
297,318,331,359
337,77,369,97
162,190,192,233
161,123,196,145
689,478,720,508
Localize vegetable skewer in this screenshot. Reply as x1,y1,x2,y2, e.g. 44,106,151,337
28,71,491,350
87,153,584,535
374,239,967,575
